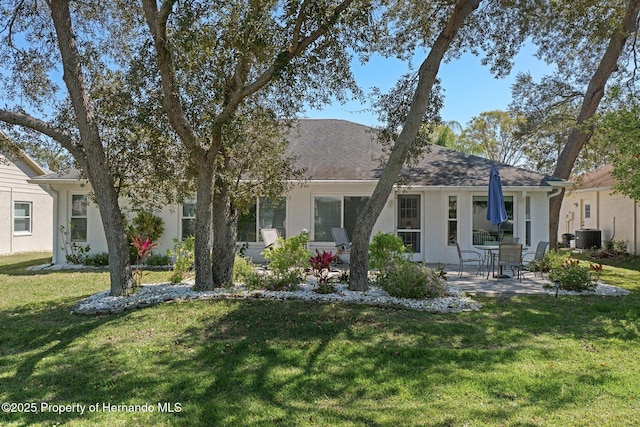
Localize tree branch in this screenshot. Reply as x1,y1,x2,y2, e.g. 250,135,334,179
141,0,202,153
0,108,87,167
215,0,354,126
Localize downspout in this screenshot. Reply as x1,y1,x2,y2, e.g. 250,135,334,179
49,184,59,264
634,200,638,255
547,187,563,200
10,186,14,254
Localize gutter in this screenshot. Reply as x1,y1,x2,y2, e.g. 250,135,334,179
547,187,563,200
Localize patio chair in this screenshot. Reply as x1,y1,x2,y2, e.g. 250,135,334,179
522,241,548,277
331,227,351,264
473,230,492,245
498,243,523,281
455,242,484,277
260,228,281,250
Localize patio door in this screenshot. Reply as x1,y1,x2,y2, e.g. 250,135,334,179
397,194,422,261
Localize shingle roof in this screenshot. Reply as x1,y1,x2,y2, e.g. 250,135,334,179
29,118,567,189
287,119,565,188
573,164,614,189
29,169,82,182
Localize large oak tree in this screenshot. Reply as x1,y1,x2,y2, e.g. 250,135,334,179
0,0,140,296
142,0,380,289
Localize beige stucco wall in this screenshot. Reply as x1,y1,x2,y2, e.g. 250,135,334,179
560,187,639,253
50,181,556,266
0,156,53,255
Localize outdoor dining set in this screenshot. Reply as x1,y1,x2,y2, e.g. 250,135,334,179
456,239,549,281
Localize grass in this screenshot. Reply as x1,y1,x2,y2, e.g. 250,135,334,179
0,252,639,426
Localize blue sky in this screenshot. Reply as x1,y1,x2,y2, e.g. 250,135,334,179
303,43,553,128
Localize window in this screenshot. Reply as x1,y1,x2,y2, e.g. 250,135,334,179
237,198,287,242
70,195,88,242
181,202,196,239
14,202,32,234
448,196,457,245
397,194,421,252
313,196,369,241
584,203,591,219
472,195,514,243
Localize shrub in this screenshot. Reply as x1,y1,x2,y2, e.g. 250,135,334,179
59,225,90,264
168,236,195,283
531,250,569,274
369,232,410,271
549,258,595,292
244,270,300,291
146,254,172,267
233,254,257,283
378,260,448,299
262,230,311,282
83,252,109,267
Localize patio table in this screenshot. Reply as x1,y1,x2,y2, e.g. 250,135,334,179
474,244,502,279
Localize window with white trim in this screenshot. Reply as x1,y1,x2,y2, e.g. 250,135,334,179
448,196,457,245
70,195,88,242
181,202,196,239
397,194,421,253
237,198,287,242
14,202,32,234
313,196,369,241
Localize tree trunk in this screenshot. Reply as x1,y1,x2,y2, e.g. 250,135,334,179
349,0,481,291
89,167,134,296
211,180,238,287
193,156,215,291
548,0,640,249
50,0,133,296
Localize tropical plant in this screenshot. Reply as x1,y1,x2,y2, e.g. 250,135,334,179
309,250,338,291
130,236,159,292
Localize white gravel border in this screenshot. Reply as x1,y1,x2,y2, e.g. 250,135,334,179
72,281,483,315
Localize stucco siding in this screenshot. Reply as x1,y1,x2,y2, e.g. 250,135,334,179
561,188,639,253
0,156,53,255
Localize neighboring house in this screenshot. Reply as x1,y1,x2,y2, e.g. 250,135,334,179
559,164,640,254
32,119,569,266
0,152,53,255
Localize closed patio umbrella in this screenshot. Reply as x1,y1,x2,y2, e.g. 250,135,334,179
487,166,507,227
488,166,509,277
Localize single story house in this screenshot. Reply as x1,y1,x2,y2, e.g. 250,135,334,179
31,119,569,265
0,152,53,255
559,164,639,254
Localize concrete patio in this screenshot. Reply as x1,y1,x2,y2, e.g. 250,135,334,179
442,264,555,296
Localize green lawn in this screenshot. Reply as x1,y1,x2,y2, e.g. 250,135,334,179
1,252,639,426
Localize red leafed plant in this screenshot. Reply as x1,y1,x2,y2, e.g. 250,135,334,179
309,249,337,286
589,262,603,282
130,235,159,291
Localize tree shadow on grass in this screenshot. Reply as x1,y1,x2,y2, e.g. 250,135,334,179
152,297,640,426
1,292,639,426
